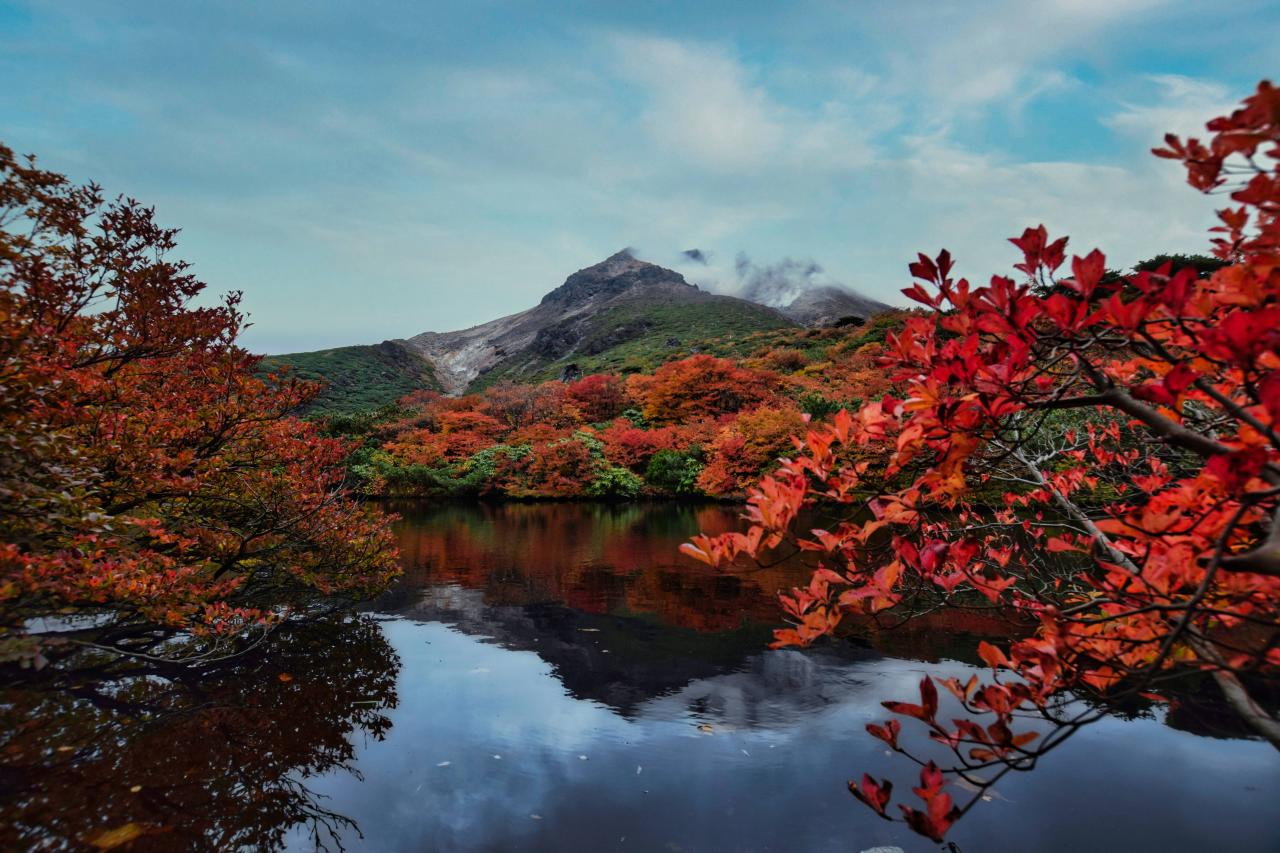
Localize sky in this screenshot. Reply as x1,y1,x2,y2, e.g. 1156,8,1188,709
1,1,1275,353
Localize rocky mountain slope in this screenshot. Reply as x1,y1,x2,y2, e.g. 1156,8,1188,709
270,249,889,410
261,340,440,415
407,250,800,393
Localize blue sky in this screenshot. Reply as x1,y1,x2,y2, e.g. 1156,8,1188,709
1,1,1274,353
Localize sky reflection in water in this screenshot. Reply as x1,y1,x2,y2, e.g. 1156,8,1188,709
288,503,1278,853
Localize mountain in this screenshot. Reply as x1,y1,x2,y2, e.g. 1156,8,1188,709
260,340,440,415
409,250,797,393
777,284,889,327
268,249,888,412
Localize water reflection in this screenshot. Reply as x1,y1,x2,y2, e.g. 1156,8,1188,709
307,502,1275,853
290,622,1277,853
0,616,399,851
5,502,1276,852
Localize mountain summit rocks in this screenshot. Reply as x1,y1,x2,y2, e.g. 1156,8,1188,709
539,249,698,308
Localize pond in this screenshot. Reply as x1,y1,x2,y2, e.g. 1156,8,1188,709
3,502,1277,852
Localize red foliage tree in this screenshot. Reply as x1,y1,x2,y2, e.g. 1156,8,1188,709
685,82,1280,839
523,438,596,496
481,381,577,429
0,145,399,668
566,373,629,422
698,407,808,496
600,419,680,471
628,355,780,423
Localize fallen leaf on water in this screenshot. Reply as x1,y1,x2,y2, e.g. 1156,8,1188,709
88,823,144,850
952,777,1011,802
129,785,142,793
277,673,293,683
696,724,714,734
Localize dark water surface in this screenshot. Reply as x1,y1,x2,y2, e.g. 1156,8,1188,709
4,502,1277,852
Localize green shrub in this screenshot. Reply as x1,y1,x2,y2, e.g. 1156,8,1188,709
644,450,704,495
798,392,845,419
586,466,644,499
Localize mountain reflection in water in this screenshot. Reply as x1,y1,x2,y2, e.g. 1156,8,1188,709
3,502,1276,852
303,502,1276,853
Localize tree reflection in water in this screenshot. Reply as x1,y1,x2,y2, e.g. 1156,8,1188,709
0,615,399,851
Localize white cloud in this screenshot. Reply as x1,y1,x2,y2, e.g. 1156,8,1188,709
893,130,1214,283
607,34,882,175
10,0,1250,349
1106,74,1235,142
609,35,787,172
864,0,1171,115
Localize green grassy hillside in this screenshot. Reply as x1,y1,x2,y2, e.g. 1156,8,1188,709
261,340,440,416
469,297,796,391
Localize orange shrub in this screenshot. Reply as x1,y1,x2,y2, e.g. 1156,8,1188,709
600,419,681,471
565,373,629,421
698,406,807,495
627,355,781,423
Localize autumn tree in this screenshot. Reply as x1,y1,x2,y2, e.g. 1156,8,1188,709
0,145,400,669
627,355,780,423
565,373,629,422
685,82,1280,840
697,406,808,496
599,419,680,471
481,381,577,429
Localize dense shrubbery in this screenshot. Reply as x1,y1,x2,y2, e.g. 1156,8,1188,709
340,325,910,500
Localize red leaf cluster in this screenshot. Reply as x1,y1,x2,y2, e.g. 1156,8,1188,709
689,80,1280,840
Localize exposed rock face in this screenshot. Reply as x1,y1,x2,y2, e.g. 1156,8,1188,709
778,284,889,327
580,317,653,355
540,249,696,307
529,320,580,359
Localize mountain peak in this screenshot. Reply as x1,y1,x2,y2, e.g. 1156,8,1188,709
541,250,695,307
603,247,637,263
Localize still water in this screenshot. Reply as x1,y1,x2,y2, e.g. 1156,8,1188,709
3,502,1277,851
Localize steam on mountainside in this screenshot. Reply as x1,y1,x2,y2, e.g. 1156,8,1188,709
678,249,890,327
